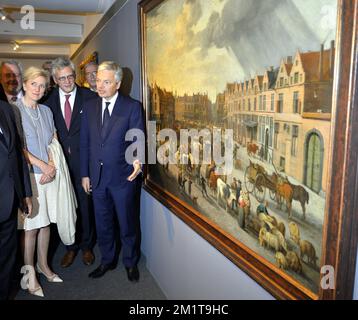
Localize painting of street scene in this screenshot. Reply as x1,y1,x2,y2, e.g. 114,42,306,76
143,0,337,294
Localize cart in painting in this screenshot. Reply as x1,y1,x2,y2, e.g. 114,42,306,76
244,160,277,203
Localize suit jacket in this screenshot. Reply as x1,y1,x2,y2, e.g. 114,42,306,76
80,93,145,189
0,84,7,102
0,100,32,223
0,84,25,103
45,86,97,181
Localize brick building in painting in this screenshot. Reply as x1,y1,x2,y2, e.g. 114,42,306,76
223,41,335,194
176,93,211,125
215,93,226,127
150,84,175,131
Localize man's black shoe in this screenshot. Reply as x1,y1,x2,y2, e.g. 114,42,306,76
126,266,139,282
88,264,115,278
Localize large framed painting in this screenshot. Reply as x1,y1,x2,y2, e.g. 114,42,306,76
139,0,358,299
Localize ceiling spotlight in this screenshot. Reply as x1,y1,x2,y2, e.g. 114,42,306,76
0,8,15,23
12,41,20,51
0,10,6,20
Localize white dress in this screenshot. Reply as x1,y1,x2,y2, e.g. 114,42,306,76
18,172,58,230
16,100,57,230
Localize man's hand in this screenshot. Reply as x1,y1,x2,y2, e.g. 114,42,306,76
82,177,92,194
22,197,33,218
127,160,142,182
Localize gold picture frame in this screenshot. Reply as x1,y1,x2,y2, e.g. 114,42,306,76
139,0,358,299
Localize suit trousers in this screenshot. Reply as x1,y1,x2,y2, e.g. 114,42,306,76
66,179,95,252
92,170,141,267
0,195,17,300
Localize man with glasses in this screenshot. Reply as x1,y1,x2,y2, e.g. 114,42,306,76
84,61,98,93
45,57,97,269
0,60,23,104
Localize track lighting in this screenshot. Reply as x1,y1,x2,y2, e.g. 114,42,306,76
0,8,15,23
12,41,20,51
0,10,6,20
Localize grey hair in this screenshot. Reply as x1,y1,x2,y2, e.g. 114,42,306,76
51,57,75,77
0,60,23,79
98,61,123,83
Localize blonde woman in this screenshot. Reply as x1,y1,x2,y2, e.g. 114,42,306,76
16,67,63,297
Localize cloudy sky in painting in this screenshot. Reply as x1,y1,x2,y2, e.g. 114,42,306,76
146,0,337,102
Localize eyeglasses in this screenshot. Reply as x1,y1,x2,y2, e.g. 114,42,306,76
57,74,75,82
4,72,21,79
85,71,97,77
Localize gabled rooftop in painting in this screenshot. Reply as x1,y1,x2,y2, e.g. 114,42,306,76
299,44,335,82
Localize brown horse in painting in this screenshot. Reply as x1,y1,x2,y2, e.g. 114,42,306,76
287,178,310,220
208,171,227,193
273,173,293,218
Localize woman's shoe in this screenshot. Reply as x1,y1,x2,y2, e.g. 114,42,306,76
20,265,44,297
28,285,44,297
36,263,63,283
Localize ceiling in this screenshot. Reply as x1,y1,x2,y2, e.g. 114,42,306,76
0,0,116,59
0,0,113,12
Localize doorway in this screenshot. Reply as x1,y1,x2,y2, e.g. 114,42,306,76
305,132,323,193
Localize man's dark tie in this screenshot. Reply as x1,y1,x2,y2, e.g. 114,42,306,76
101,102,111,138
10,96,17,102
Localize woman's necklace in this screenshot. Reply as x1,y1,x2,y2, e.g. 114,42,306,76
22,98,40,121
21,98,45,160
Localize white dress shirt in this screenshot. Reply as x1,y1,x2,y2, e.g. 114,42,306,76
5,90,23,104
101,91,118,122
59,86,77,119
